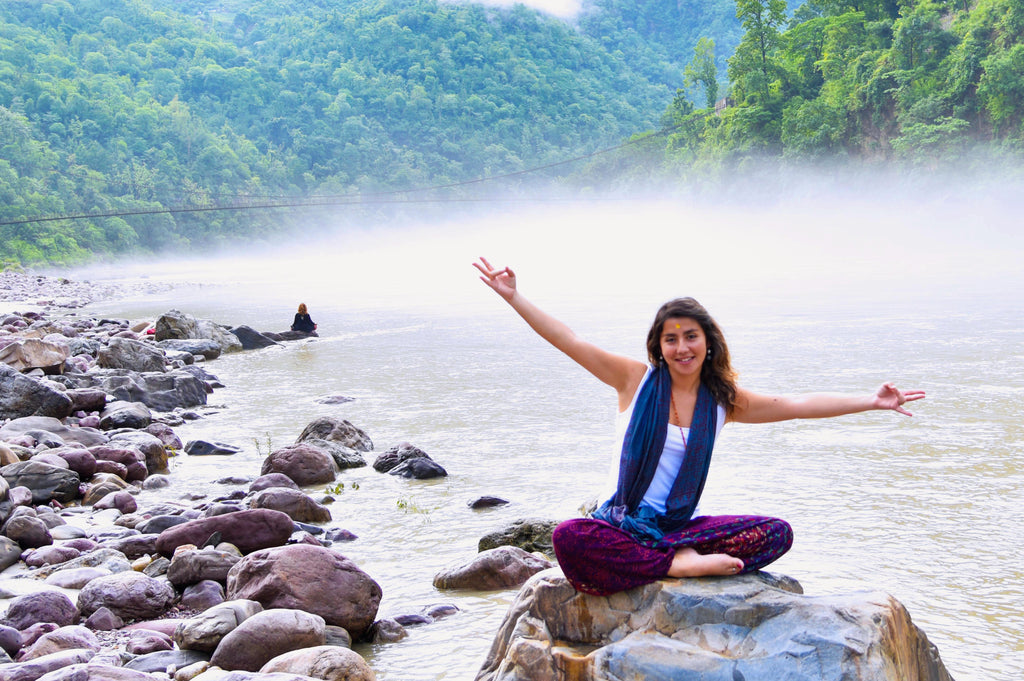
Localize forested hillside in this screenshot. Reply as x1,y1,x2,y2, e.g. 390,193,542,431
659,0,1024,172
2,0,1022,267
1,0,733,265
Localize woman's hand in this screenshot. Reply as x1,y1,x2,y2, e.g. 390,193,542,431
873,382,926,416
473,257,517,303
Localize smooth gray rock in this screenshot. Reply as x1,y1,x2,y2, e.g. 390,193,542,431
0,367,73,420
296,417,373,452
209,608,325,672
476,569,954,681
96,338,165,373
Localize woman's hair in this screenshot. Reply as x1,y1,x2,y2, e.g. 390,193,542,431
645,297,739,413
297,303,308,314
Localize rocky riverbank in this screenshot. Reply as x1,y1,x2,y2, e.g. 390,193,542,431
0,270,958,681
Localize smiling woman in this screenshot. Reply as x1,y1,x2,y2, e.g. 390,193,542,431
473,256,925,596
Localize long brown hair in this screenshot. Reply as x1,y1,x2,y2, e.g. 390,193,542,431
645,297,739,414
297,303,308,314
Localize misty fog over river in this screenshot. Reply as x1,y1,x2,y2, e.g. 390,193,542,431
70,186,1024,680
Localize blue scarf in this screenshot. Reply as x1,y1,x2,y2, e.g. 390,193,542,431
592,365,717,544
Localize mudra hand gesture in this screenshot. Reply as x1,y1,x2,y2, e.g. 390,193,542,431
873,382,926,416
474,257,517,302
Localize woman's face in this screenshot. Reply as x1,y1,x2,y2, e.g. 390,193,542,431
660,317,707,379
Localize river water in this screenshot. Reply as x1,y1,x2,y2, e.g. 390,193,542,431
72,191,1023,680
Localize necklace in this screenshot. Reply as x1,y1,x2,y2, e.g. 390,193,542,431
670,392,688,449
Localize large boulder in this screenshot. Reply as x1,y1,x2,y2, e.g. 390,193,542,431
296,417,373,452
226,544,382,639
96,338,166,373
434,546,552,591
153,310,198,341
479,518,559,555
229,325,281,350
260,443,337,487
250,488,332,524
209,608,326,672
77,571,176,621
0,339,68,373
155,509,296,556
0,366,73,420
0,460,80,504
174,599,264,653
476,570,954,681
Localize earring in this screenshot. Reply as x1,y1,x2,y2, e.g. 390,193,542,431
707,348,712,357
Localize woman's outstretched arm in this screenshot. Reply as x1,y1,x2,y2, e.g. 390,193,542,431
730,382,926,424
474,257,646,406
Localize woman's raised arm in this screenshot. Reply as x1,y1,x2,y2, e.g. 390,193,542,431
729,382,926,424
474,257,645,406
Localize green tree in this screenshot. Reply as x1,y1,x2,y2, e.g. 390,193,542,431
684,37,719,109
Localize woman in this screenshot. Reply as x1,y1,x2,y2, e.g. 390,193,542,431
291,303,317,334
474,257,925,596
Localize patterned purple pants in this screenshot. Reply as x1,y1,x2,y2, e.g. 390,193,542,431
552,515,793,596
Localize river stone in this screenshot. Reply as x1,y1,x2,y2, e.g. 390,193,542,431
1,417,102,447
167,545,243,587
0,367,73,420
20,625,100,661
96,338,166,373
181,580,226,610
157,338,222,359
0,648,96,681
210,608,326,672
0,537,19,571
153,310,198,341
0,460,80,505
27,548,133,580
155,509,296,556
229,325,281,350
389,456,448,479
35,663,159,680
65,388,108,413
301,438,367,470
185,440,243,456
476,569,954,681
77,571,176,621
49,447,97,480
226,544,382,639
107,431,168,473
144,422,183,450
5,514,54,548
250,473,299,492
173,599,264,653
98,401,152,430
123,648,211,673
479,518,559,555
296,417,373,452
250,488,332,523
25,545,81,568
0,339,68,373
1,591,80,630
260,443,337,487
372,442,429,473
260,645,375,680
434,546,552,591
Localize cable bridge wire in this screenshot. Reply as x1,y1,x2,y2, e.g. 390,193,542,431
0,122,684,227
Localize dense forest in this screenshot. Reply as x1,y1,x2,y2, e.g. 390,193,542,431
1,0,1022,266
660,0,1024,173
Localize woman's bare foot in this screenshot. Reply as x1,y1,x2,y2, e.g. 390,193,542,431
666,547,744,577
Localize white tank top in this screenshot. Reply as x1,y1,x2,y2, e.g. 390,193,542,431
600,366,726,516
